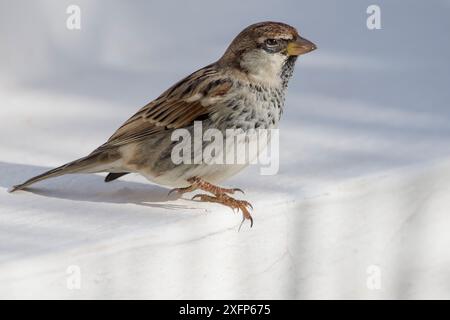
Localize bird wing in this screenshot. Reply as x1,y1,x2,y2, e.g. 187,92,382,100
97,65,233,150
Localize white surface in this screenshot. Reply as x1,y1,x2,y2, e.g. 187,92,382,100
1,0,450,299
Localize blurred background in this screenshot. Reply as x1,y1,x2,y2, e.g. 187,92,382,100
1,0,450,299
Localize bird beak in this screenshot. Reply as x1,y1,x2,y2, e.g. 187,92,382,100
286,36,317,56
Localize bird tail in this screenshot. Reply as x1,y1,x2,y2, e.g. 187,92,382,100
9,149,120,193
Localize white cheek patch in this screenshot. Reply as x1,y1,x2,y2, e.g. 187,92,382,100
240,50,286,87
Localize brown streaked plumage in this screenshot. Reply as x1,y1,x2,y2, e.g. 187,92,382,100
10,21,316,228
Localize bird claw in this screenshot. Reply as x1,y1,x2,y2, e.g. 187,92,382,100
169,185,198,197
191,194,204,201
231,188,245,195
238,211,254,231
167,188,178,196
236,202,254,230
240,200,253,210
172,177,253,228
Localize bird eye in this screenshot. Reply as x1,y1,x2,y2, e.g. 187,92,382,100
265,39,279,47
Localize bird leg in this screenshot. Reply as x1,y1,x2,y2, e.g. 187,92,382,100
167,183,198,196
168,177,253,228
168,176,244,196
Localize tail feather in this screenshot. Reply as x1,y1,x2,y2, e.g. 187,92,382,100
9,150,120,192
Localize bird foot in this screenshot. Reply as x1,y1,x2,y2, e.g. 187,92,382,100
168,177,253,229
192,193,253,229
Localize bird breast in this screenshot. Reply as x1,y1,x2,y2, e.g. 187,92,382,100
210,81,285,132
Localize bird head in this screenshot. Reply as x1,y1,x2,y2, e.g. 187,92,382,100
220,21,316,87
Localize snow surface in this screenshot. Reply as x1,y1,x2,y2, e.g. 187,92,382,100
1,0,450,299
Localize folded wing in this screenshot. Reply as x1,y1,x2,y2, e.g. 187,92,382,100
97,64,233,150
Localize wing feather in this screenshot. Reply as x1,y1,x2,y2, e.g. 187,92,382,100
97,65,233,150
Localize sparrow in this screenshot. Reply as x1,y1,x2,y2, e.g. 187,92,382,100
10,21,316,227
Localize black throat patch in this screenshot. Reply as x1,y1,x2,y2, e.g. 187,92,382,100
280,56,298,90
